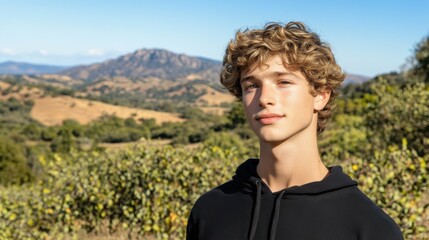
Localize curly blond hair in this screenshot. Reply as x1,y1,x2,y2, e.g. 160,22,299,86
220,21,345,132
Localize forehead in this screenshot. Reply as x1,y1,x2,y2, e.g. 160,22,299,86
240,55,302,80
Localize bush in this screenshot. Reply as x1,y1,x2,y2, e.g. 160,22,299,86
341,144,428,238
0,137,33,185
364,79,429,155
0,145,244,239
1,139,427,239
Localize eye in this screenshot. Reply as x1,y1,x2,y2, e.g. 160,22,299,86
243,83,258,91
278,80,291,86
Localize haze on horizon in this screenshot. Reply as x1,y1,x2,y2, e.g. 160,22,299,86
1,0,428,77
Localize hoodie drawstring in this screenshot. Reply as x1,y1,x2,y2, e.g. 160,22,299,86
249,181,286,240
248,180,261,240
270,190,286,240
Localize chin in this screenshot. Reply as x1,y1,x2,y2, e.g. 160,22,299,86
253,122,313,144
256,129,290,143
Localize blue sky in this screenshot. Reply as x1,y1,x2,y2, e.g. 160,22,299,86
1,0,428,77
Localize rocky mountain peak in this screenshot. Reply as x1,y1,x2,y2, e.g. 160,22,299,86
61,48,221,82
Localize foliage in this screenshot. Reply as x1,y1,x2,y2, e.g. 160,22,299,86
0,137,33,185
0,145,245,239
347,145,428,238
364,79,429,155
0,97,34,126
412,35,429,82
226,101,247,129
203,131,258,156
152,108,227,145
319,114,367,160
0,139,427,239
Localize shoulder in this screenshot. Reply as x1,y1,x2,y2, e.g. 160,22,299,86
344,187,403,239
193,179,244,209
189,178,248,221
186,179,250,239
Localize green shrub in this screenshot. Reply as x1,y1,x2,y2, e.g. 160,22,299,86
0,145,244,239
342,143,428,238
1,141,426,239
0,137,33,185
365,79,429,156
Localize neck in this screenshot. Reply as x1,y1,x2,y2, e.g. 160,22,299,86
257,128,328,193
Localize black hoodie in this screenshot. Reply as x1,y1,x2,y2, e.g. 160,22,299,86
187,159,403,240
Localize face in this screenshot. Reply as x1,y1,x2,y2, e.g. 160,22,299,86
240,55,328,144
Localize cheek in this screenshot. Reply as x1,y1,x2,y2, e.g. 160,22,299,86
242,98,256,123
243,103,253,120
283,92,315,114
242,94,254,110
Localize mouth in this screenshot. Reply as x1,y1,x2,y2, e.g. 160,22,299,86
255,113,285,124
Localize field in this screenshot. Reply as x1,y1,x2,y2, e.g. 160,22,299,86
31,96,183,126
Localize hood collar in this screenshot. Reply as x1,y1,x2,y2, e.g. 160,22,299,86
233,158,358,196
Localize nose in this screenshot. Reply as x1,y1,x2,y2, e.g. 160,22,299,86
258,84,276,107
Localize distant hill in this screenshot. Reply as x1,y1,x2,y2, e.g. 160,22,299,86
0,81,183,125
0,61,67,74
0,49,373,127
31,96,183,126
60,48,369,85
0,49,371,111
344,73,371,85
2,50,370,87
61,49,221,83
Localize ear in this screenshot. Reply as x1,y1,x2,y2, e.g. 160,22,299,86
314,91,331,111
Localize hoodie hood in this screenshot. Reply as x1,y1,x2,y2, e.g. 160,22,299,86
233,159,359,240
234,158,358,196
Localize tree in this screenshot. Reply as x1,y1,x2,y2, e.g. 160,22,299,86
226,102,247,128
0,137,32,185
21,123,43,140
412,35,429,82
50,127,77,153
364,79,429,155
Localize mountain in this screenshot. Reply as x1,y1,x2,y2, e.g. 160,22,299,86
60,48,370,85
344,73,371,85
0,61,67,74
1,49,371,95
61,49,222,83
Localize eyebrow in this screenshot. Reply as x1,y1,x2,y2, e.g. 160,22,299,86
240,71,298,83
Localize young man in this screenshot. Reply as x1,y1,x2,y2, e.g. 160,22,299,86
187,22,403,240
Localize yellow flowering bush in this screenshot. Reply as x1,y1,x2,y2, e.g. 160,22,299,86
341,144,428,238
0,145,243,239
1,142,427,239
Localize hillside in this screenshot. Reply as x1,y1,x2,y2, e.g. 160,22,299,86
59,48,370,85
0,48,370,118
2,49,370,87
30,96,183,126
61,49,221,83
344,73,371,85
0,80,183,126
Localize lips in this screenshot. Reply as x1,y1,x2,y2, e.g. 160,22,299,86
255,113,284,124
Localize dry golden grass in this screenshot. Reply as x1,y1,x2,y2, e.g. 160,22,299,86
22,75,83,88
0,81,11,90
194,84,235,106
30,96,183,126
0,82,44,101
185,73,202,80
83,77,174,96
39,74,78,83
